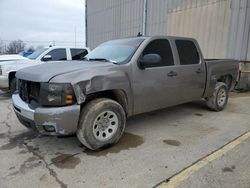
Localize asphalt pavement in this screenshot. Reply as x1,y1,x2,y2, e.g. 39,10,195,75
0,90,250,188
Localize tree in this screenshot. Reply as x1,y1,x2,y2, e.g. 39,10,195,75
6,40,26,54
36,45,44,50
0,39,4,54
27,46,35,52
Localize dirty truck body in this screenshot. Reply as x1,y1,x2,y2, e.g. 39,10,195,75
12,36,239,150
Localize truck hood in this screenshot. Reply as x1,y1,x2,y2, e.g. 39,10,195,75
16,61,114,82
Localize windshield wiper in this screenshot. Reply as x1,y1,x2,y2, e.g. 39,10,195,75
88,58,118,64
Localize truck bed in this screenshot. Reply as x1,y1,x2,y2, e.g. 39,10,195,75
203,59,239,98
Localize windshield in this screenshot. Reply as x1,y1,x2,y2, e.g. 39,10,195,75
86,38,145,64
27,48,48,60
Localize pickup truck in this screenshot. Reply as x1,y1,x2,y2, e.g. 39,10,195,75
12,36,239,150
0,46,90,93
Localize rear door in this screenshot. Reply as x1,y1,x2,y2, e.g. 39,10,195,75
174,40,206,102
132,38,180,114
70,48,89,60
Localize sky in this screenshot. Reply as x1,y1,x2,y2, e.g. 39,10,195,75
0,0,86,49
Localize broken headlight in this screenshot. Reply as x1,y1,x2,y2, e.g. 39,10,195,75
40,83,75,106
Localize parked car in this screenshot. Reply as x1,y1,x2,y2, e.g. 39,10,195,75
0,46,90,92
0,54,28,62
12,36,239,150
19,51,33,57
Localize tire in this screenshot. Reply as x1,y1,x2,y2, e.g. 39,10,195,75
77,98,126,150
10,78,16,94
206,82,228,112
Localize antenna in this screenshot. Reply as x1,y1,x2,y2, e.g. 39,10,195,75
137,32,142,37
74,26,77,47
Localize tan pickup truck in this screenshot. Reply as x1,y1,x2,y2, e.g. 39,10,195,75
12,36,239,150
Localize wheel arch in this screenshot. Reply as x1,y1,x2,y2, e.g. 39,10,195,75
81,89,129,116
217,75,233,90
8,71,16,89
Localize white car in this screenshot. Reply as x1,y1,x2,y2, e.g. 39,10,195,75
0,46,90,92
0,54,28,62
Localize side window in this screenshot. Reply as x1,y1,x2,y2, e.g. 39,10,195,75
142,39,174,67
45,49,67,61
70,49,88,60
175,40,200,65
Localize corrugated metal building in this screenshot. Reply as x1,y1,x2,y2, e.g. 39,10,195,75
86,0,250,61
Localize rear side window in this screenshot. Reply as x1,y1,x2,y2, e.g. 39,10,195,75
46,49,67,61
142,39,174,67
71,49,88,60
175,40,200,65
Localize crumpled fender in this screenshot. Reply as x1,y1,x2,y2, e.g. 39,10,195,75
49,66,132,110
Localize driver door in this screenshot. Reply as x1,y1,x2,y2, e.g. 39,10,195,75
131,39,180,115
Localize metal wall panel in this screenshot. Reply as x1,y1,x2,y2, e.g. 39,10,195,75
145,0,168,35
86,0,250,60
248,33,250,60
227,0,250,61
86,0,144,49
166,0,231,59
244,0,250,62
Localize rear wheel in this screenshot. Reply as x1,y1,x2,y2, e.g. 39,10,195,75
206,82,228,111
77,98,126,150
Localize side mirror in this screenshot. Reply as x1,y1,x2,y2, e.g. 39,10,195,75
42,54,52,61
139,54,162,69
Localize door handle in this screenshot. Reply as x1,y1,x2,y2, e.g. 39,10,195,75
196,68,202,74
167,71,178,77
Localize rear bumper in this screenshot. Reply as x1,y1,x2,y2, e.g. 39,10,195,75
0,76,8,89
12,94,81,135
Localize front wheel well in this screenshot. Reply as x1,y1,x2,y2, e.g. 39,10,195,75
8,72,16,89
81,90,129,116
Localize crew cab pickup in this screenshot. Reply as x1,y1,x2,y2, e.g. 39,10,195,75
0,46,89,92
12,36,239,150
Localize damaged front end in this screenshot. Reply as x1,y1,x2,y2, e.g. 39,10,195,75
72,82,88,104
12,80,81,135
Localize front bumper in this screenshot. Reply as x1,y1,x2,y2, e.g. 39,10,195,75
0,76,9,89
12,94,81,135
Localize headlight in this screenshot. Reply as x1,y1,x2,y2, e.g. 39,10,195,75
40,83,75,106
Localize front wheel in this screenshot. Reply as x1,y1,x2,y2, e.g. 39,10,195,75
77,98,126,150
206,82,229,111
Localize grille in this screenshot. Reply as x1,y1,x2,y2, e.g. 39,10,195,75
18,80,40,103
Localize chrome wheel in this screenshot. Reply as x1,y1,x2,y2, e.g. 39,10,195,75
93,111,119,142
217,88,227,107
